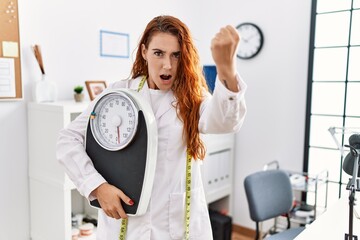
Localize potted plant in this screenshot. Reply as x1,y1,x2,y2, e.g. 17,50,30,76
74,85,84,102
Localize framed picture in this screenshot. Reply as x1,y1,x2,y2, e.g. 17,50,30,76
100,30,130,58
85,80,107,100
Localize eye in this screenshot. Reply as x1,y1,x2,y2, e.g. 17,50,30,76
154,51,163,56
172,52,180,59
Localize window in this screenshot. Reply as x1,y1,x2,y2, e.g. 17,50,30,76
304,0,360,207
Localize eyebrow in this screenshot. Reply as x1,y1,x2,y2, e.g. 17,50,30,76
151,48,180,55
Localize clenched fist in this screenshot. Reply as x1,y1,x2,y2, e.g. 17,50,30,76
211,25,240,92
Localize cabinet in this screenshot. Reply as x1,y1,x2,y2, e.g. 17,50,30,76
28,101,91,240
201,133,235,215
28,101,235,240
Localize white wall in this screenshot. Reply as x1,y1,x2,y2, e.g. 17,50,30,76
231,0,312,228
0,0,311,239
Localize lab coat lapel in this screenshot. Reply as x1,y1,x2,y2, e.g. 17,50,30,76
129,77,151,104
139,82,152,105
155,91,175,119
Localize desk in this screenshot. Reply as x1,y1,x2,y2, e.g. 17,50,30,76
295,196,360,239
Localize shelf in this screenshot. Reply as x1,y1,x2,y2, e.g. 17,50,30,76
28,100,90,240
288,170,328,193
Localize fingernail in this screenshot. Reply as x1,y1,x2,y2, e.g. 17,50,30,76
129,199,134,205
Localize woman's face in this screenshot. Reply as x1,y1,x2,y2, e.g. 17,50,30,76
141,32,180,90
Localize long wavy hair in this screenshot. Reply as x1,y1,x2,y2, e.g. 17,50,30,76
131,15,208,160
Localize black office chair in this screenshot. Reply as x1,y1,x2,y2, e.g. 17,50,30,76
244,169,305,240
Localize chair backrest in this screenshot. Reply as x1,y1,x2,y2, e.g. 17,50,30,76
244,169,293,222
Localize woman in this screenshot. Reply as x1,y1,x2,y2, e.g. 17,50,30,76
57,15,247,239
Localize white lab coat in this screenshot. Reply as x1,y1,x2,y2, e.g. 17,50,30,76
56,75,247,240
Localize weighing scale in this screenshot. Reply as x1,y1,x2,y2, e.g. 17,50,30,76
85,88,157,216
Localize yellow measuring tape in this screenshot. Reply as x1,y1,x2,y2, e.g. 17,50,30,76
119,76,193,240
184,151,192,240
119,218,127,240
137,76,146,92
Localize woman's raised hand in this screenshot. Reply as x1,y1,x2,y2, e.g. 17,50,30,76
211,25,240,92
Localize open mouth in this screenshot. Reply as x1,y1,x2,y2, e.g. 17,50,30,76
160,74,172,81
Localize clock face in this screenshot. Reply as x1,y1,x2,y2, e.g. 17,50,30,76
90,91,139,151
236,23,264,59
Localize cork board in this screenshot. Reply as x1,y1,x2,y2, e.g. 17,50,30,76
0,0,22,100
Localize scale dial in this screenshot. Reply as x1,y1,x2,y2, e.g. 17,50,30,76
90,91,139,151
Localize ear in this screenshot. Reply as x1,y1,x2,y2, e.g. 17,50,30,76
141,44,147,60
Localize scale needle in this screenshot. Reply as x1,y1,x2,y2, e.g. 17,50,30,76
117,126,120,144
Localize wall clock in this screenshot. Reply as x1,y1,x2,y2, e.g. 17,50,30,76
236,22,264,59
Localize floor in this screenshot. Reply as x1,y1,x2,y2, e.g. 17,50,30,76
231,231,253,240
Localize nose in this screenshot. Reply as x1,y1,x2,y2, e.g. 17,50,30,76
163,57,172,70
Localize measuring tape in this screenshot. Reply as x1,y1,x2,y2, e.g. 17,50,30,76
119,218,127,240
184,151,192,240
119,76,192,240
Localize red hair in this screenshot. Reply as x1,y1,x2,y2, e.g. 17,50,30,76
131,15,208,160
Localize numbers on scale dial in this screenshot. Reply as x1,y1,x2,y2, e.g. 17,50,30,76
91,92,138,151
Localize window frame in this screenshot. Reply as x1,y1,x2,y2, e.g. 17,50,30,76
304,0,360,203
